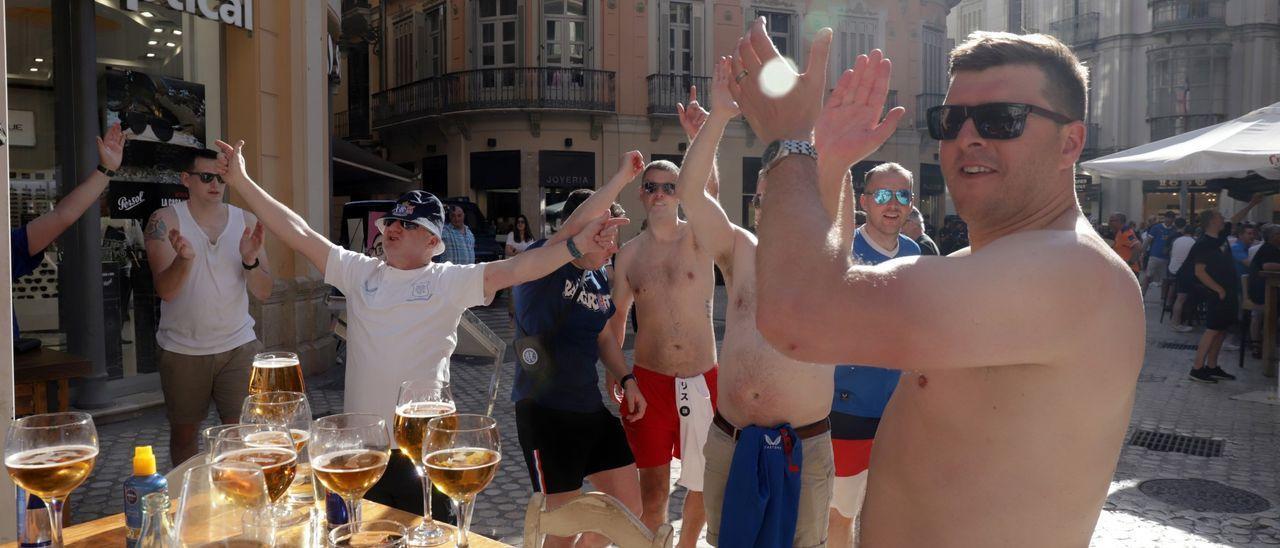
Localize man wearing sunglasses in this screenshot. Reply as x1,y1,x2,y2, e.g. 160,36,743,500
828,162,922,546
733,22,1144,547
210,139,625,519
144,147,275,466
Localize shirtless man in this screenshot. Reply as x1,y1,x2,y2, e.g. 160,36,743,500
601,103,720,548
731,22,1145,547
673,57,835,547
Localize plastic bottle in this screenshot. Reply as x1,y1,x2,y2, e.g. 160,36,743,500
124,446,168,548
136,492,174,548
17,489,51,548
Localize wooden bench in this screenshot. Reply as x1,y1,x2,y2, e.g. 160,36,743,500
14,347,92,415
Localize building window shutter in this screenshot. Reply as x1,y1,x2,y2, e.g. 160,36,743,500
692,2,703,75
658,0,671,73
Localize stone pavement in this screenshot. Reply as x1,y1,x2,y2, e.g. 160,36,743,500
63,286,1279,546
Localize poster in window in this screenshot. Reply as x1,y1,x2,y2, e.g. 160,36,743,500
102,69,206,149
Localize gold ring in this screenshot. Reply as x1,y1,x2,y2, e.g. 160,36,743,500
735,70,749,83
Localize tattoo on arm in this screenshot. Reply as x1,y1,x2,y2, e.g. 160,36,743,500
144,215,167,241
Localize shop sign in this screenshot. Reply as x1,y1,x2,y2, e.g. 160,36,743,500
122,0,254,31
107,181,189,220
8,110,35,147
1142,180,1210,193
539,151,595,189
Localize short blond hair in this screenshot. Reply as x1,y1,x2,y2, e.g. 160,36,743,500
642,160,680,180
864,162,914,188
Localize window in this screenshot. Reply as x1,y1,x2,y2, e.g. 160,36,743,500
392,15,414,86
477,0,518,87
667,2,694,74
921,25,946,95
755,10,793,59
544,0,588,68
422,6,445,78
958,7,982,39
1147,44,1229,140
830,15,880,88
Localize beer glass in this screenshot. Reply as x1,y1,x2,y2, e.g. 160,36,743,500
395,380,456,546
328,519,408,547
241,391,314,503
249,351,305,395
176,461,270,546
424,415,500,548
310,414,391,527
4,412,98,546
212,424,305,528
201,424,241,460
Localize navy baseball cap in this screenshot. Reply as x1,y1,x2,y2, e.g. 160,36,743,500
375,190,446,257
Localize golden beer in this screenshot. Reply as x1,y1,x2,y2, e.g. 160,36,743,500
330,531,406,547
424,448,500,502
312,450,390,499
393,402,455,465
248,356,305,395
4,445,97,499
215,447,298,502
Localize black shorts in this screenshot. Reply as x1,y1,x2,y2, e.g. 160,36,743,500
1204,292,1239,331
515,399,634,495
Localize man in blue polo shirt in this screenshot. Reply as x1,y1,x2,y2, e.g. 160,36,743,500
1142,210,1176,295
11,124,126,343
828,162,921,547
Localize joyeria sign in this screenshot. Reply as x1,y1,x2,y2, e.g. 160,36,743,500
122,0,253,32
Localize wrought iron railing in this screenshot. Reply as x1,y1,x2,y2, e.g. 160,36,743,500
646,74,710,115
1151,0,1225,32
333,110,349,139
1049,12,1100,45
372,67,616,129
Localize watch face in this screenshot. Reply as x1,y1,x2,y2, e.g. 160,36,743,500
761,140,782,167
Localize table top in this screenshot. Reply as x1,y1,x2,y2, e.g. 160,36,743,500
12,347,92,382
0,500,512,547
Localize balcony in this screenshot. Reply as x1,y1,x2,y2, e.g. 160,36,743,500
646,74,710,116
915,93,945,131
1049,12,1100,46
333,110,349,139
333,106,372,140
1151,0,1225,33
372,67,616,129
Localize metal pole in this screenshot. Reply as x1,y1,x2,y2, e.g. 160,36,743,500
54,0,111,409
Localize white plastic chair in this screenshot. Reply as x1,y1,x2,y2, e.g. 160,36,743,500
523,492,674,548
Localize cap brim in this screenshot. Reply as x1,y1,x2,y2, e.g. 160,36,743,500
375,217,447,257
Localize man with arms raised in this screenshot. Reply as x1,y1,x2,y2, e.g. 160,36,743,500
730,23,1145,546
662,58,835,547
210,139,624,517
602,100,721,548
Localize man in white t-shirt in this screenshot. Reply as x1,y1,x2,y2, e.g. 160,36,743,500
1167,220,1198,332
212,139,626,518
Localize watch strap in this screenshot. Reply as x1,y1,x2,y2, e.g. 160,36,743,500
242,257,261,270
763,140,817,174
96,164,117,178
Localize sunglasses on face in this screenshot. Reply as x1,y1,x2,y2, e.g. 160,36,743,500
388,219,422,231
643,181,677,196
871,188,912,206
187,172,225,184
926,102,1075,140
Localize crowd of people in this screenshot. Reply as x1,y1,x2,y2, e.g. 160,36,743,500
9,20,1200,548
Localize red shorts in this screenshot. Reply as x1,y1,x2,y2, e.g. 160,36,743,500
617,364,718,469
832,438,874,477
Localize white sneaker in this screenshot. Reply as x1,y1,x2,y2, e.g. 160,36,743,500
1172,324,1194,333
1223,342,1240,351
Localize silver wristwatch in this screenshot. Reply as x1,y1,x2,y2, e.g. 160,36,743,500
761,139,818,174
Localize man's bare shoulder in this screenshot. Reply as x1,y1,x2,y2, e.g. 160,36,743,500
979,222,1142,314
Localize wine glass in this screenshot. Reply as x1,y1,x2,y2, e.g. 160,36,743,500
175,461,270,546
310,413,391,527
4,412,98,546
424,415,500,548
395,380,456,547
241,391,314,504
211,424,305,527
249,351,305,394
328,519,408,547
201,424,241,459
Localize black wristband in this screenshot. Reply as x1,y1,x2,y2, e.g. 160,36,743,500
96,164,116,178
242,257,260,270
620,373,637,388
566,238,584,259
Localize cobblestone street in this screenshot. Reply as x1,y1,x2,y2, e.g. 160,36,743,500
66,286,1279,546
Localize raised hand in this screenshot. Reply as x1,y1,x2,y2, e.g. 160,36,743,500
213,139,249,185
710,57,741,119
727,18,832,143
815,49,906,173
169,228,195,260
675,85,709,139
572,213,631,256
97,123,127,172
617,150,646,181
240,221,265,264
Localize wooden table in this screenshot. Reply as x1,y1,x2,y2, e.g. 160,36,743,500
13,347,92,416
0,500,511,547
1261,271,1280,381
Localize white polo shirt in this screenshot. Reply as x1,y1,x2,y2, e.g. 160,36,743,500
325,246,489,430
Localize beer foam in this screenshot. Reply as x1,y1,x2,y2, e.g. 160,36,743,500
395,401,456,417
253,357,300,369
217,447,296,468
312,449,389,473
425,448,501,470
243,431,294,447
4,445,99,468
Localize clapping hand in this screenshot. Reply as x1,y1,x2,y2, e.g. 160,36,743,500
169,229,194,260
727,18,832,143
240,221,265,264
814,49,905,173
97,123,127,172
676,86,709,139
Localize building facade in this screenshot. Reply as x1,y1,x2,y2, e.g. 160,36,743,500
336,0,962,244
4,0,338,408
948,0,1280,224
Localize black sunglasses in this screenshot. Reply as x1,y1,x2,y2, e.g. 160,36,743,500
187,172,224,184
643,181,677,196
391,219,422,231
926,102,1075,140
